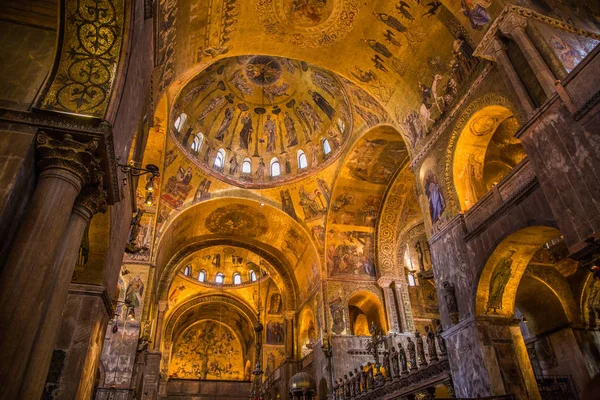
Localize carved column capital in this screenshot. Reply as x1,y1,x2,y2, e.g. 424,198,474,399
36,132,100,187
283,311,296,320
158,301,169,313
475,35,507,62
377,277,394,288
74,183,108,219
498,11,528,36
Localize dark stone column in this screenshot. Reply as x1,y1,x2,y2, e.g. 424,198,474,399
0,132,98,399
21,182,107,399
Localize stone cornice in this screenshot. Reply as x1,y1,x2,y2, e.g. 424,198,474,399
68,283,114,316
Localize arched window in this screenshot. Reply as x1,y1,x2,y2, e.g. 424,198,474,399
198,270,206,282
174,113,187,132
214,148,226,169
407,273,416,286
270,158,280,177
233,273,242,285
191,133,203,153
249,270,257,282
322,138,331,155
215,272,225,284
297,150,308,169
183,265,191,277
337,118,345,133
242,157,252,174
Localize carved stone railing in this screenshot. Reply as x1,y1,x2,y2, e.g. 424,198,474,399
464,158,536,235
335,330,452,400
94,388,134,400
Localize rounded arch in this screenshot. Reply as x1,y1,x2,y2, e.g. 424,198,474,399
157,237,300,311
444,94,523,212
298,306,317,355
163,293,258,344
347,290,387,334
515,275,570,338
475,225,563,317
326,124,409,280
153,197,322,311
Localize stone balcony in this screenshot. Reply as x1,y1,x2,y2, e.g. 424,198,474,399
463,157,537,239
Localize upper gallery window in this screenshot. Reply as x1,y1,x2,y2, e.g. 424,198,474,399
322,138,331,155
250,270,257,282
242,157,252,174
174,113,187,132
215,272,225,284
233,273,242,285
214,148,226,169
198,270,206,282
191,133,204,153
183,265,191,277
270,158,281,177
297,150,308,169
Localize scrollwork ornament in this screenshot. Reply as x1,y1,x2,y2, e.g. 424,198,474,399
38,0,125,117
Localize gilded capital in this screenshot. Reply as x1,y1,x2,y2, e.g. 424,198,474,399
36,132,100,186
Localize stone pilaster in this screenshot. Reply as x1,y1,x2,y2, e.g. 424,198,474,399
516,45,600,254
443,316,541,399
0,131,99,399
43,284,112,400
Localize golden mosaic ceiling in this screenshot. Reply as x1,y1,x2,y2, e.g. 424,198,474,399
172,55,352,188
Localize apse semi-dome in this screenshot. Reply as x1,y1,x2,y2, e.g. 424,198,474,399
172,55,353,188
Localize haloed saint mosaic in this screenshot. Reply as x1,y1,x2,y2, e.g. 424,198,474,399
171,55,353,188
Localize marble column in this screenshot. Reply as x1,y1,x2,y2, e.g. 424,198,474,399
0,132,98,399
21,182,107,399
499,14,556,97
480,36,535,118
284,311,296,359
378,278,400,333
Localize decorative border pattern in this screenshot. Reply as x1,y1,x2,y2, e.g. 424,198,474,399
38,0,125,118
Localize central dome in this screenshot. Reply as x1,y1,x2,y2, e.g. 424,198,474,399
172,55,353,188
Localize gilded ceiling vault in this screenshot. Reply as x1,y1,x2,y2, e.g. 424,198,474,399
5,0,600,398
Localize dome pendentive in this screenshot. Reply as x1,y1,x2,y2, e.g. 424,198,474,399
172,55,353,188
